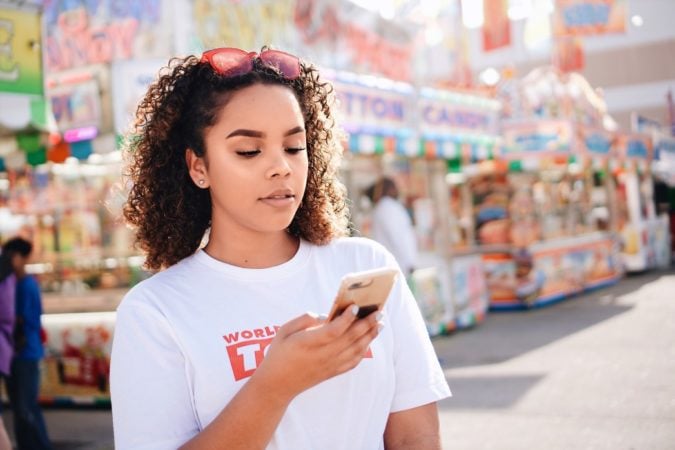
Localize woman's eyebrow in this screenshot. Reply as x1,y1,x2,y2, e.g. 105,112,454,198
225,126,304,139
284,126,305,137
227,129,264,139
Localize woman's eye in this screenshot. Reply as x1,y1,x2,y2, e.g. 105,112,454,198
236,150,261,158
286,147,306,154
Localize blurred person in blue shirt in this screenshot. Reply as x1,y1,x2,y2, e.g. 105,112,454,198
4,237,51,450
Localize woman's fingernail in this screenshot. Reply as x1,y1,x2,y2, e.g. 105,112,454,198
306,311,319,319
350,305,360,316
375,311,384,321
318,313,328,321
377,321,385,332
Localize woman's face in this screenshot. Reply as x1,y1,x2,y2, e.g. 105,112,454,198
194,83,308,237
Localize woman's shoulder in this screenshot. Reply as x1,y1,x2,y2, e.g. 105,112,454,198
0,273,15,289
312,236,396,268
18,274,39,290
116,254,199,313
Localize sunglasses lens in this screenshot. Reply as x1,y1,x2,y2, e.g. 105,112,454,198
206,49,253,77
202,48,301,80
260,51,301,79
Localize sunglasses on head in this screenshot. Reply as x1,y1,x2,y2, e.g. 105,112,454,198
200,48,301,80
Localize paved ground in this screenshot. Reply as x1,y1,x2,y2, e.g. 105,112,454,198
435,268,675,450
2,268,674,449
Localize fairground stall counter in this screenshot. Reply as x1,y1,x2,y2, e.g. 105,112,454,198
0,59,161,405
22,56,171,405
415,86,502,331
0,4,129,406
329,70,492,335
613,133,670,271
477,67,624,310
1,152,145,406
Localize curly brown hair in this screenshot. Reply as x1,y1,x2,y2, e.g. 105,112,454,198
123,50,350,271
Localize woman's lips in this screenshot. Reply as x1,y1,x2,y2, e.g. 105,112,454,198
259,194,295,207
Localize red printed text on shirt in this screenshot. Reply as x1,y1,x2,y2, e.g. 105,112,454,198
223,324,373,382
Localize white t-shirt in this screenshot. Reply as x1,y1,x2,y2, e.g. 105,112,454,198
371,197,418,274
110,237,450,450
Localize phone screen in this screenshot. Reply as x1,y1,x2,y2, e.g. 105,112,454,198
332,303,379,319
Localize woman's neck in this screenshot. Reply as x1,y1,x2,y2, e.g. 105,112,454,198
203,230,300,269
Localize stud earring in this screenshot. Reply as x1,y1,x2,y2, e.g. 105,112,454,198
198,180,205,186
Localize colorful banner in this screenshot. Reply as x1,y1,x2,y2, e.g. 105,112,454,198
485,236,622,310
111,59,165,135
190,0,415,82
49,78,102,133
418,88,501,140
553,0,627,37
410,267,449,336
451,254,489,328
617,133,652,161
329,72,416,150
578,126,614,157
44,0,170,72
0,8,43,95
482,0,511,52
502,120,574,158
40,312,115,404
553,37,585,73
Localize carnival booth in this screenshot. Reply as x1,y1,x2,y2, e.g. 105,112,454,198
480,67,624,310
2,63,150,403
2,152,144,404
613,133,670,271
0,7,159,404
330,71,452,335
417,87,500,331
331,70,494,335
0,5,118,405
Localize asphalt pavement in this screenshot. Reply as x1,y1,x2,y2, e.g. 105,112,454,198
435,268,675,450
2,268,674,449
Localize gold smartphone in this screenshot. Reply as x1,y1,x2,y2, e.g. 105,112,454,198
327,267,399,320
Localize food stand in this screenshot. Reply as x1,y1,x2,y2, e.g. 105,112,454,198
332,70,494,335
417,87,500,331
480,67,623,310
2,153,144,404
329,71,455,335
4,57,167,406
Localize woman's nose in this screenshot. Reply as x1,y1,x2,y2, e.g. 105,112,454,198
265,152,292,179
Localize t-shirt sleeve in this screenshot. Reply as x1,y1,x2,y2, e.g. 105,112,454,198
385,258,451,412
111,300,199,449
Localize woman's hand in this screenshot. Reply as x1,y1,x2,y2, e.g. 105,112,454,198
254,305,382,403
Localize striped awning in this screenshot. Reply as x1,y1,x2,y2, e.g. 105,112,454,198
347,132,499,161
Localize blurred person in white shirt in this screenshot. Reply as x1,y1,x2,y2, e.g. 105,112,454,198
365,177,418,275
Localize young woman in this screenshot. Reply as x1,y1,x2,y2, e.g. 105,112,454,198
110,47,450,450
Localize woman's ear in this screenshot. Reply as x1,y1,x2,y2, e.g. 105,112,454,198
186,148,209,189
